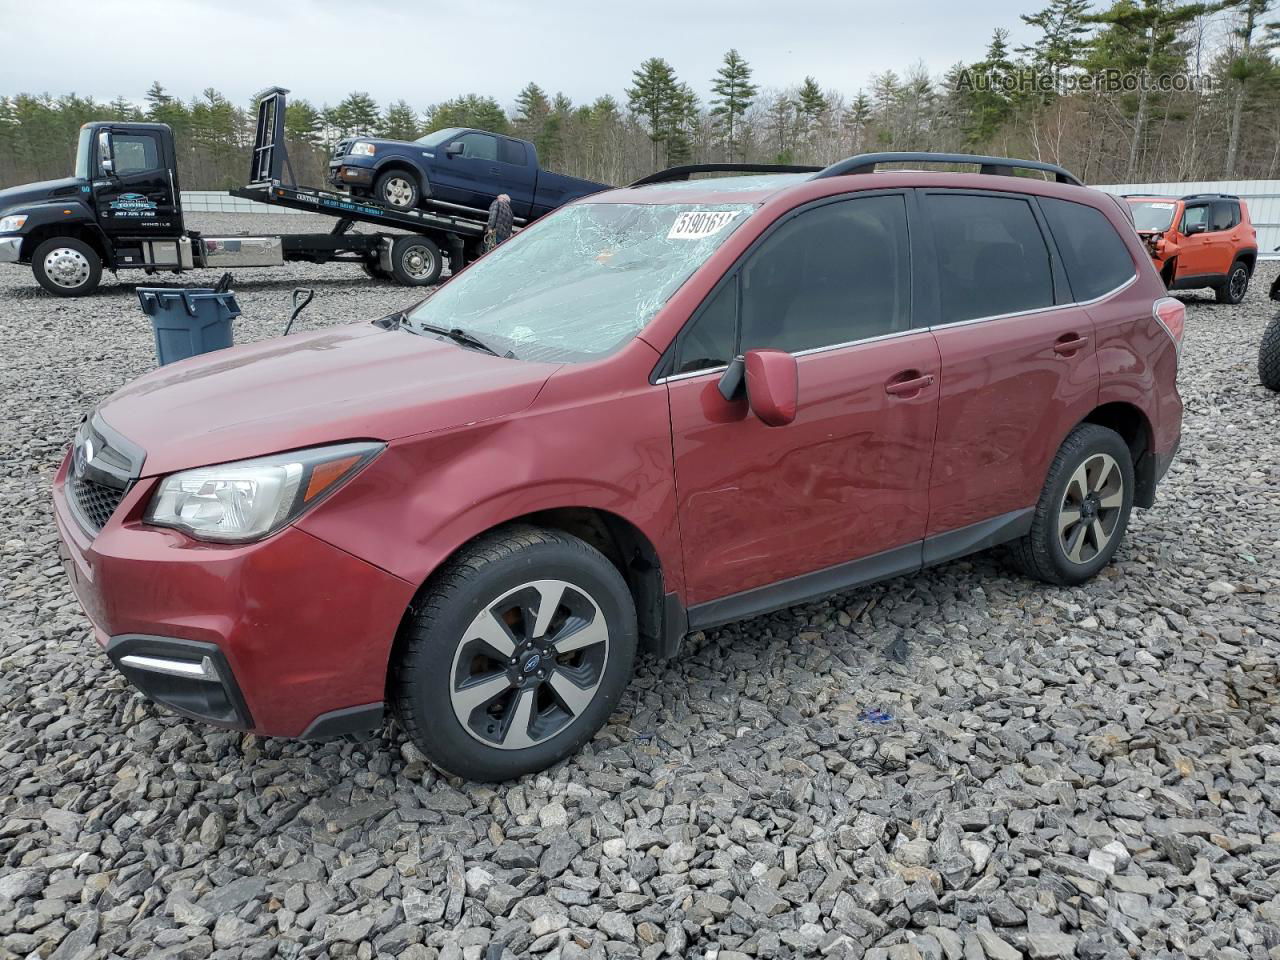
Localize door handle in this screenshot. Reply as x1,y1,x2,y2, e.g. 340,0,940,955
884,372,934,397
490,166,501,174
1053,335,1090,356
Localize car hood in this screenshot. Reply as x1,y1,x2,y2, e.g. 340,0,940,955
98,322,561,477
0,177,89,212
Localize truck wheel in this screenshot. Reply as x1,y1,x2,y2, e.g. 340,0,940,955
1260,313,1280,392
391,525,637,781
375,171,419,210
389,235,442,286
1215,260,1250,304
1009,424,1134,587
32,237,102,297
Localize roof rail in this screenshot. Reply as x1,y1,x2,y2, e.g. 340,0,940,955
1180,192,1239,201
812,152,1084,186
629,163,822,187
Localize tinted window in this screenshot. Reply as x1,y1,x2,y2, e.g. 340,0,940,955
1041,198,1136,302
1182,205,1208,232
111,133,160,175
927,194,1054,324
1211,200,1238,231
454,133,498,161
674,279,737,373
739,195,911,353
499,138,527,165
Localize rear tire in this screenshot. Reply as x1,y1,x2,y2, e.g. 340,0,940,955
392,526,637,781
1215,260,1250,304
375,170,419,211
1260,313,1280,392
388,235,443,286
32,237,101,297
1009,424,1134,586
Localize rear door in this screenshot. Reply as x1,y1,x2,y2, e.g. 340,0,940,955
665,193,941,615
497,138,536,219
920,190,1099,547
93,128,180,241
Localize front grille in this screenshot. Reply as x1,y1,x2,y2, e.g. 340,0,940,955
331,139,350,161
69,474,125,534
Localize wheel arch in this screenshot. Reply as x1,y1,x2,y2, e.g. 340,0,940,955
20,221,112,267
1080,401,1156,507
1235,248,1258,275
374,158,431,199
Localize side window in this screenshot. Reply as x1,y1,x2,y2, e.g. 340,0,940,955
1040,197,1136,302
454,133,498,161
1210,200,1237,231
739,195,911,353
110,133,161,175
925,194,1054,324
1182,205,1208,233
498,138,526,165
674,278,737,373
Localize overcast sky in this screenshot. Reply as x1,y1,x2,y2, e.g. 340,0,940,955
1,0,1044,110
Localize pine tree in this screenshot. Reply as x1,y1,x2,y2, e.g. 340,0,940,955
710,49,757,161
425,95,509,133
381,100,421,140
284,98,323,145
109,95,138,121
513,82,551,137
626,57,683,166
1019,0,1093,89
333,92,381,136
1085,0,1210,180
1221,0,1274,175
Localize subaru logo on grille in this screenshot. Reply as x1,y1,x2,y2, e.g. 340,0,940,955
73,438,94,477
522,653,541,674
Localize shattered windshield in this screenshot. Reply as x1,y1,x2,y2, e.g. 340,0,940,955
406,202,753,362
1128,200,1176,232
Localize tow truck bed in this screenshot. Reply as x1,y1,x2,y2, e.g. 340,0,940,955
231,182,485,238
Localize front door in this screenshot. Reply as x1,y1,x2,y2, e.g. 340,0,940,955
1173,201,1236,282
440,132,502,209
92,128,180,241
665,193,940,616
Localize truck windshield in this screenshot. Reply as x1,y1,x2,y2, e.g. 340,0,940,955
405,202,753,362
1128,200,1176,232
74,127,92,180
415,128,464,147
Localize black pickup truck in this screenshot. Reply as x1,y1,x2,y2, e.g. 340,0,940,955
328,128,609,222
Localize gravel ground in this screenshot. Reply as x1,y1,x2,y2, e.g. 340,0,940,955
2,213,1279,960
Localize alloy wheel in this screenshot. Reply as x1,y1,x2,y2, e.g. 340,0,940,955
1229,266,1248,301
44,247,91,289
383,177,414,208
449,579,610,750
1058,452,1124,565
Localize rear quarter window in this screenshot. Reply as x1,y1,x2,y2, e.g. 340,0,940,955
1040,197,1136,302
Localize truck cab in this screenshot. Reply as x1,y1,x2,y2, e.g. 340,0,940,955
0,121,192,295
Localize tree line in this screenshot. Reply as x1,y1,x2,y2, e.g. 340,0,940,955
3,0,1280,192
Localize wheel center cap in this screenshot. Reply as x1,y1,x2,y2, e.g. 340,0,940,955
522,653,542,675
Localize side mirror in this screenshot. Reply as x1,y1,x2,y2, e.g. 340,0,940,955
101,158,115,177
743,348,798,427
445,142,464,157
1184,222,1205,236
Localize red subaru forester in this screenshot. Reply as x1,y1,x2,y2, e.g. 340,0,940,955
53,153,1184,781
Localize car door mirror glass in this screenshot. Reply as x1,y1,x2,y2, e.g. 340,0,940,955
744,348,798,427
97,130,114,177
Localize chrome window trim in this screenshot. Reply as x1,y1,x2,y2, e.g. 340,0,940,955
927,271,1138,331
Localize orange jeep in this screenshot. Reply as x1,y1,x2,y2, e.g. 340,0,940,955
1125,193,1257,304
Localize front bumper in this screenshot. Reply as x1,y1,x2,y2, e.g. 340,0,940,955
0,236,22,263
328,163,374,189
52,449,416,738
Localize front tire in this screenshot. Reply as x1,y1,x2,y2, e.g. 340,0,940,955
32,237,102,297
1260,313,1280,391
1010,424,1134,586
1216,260,1250,304
375,170,420,210
392,526,637,781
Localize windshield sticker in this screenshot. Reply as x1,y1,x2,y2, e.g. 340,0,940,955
1144,202,1175,209
667,210,740,240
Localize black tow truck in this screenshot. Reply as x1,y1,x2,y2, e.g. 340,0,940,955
0,88,492,297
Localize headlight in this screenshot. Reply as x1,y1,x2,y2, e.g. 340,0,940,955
0,214,28,233
349,141,376,157
144,442,382,543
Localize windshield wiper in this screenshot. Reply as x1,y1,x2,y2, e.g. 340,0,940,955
410,320,513,358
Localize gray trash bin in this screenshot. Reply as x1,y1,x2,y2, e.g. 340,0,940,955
137,287,241,366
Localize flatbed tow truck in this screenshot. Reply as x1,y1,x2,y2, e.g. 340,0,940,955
0,88,492,297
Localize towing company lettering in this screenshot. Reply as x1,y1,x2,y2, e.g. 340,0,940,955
108,193,159,219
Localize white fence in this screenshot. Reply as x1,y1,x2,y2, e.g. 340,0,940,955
180,190,308,215
1094,180,1280,259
